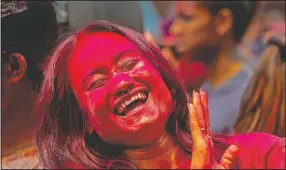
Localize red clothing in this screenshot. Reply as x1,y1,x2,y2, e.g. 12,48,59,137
232,132,285,169
63,132,285,169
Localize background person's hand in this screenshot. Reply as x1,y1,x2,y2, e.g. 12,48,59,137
189,89,239,169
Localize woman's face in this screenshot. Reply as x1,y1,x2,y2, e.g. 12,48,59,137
68,32,173,147
170,1,219,56
170,2,221,89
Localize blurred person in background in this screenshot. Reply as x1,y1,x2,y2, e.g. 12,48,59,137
140,1,175,44
240,1,285,59
1,1,59,168
262,9,285,44
52,1,69,35
169,1,257,134
140,1,181,68
235,35,285,137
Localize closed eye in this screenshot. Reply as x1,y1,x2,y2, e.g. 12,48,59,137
121,58,139,72
87,78,107,91
178,14,192,21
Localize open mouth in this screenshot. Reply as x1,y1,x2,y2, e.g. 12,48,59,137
114,91,149,116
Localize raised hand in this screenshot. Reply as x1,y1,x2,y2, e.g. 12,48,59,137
189,89,239,169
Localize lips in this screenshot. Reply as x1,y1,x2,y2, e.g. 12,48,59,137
113,89,149,116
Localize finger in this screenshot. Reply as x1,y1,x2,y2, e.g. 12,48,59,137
188,103,204,142
171,148,179,169
200,89,212,136
220,158,232,169
193,91,206,132
220,144,239,169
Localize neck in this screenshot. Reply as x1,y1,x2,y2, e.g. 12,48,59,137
208,38,244,88
123,132,184,169
2,79,38,156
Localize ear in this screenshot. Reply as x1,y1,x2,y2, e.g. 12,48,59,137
7,53,27,83
214,8,233,37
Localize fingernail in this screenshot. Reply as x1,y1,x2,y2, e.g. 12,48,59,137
232,142,240,150
233,142,239,146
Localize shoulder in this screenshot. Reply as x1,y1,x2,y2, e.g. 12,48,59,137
232,132,284,154
232,132,282,142
232,132,285,168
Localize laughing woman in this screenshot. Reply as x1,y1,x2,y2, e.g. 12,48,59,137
34,21,285,169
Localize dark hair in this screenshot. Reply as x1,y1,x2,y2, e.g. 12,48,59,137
201,1,258,42
235,35,285,137
34,20,232,169
1,1,59,89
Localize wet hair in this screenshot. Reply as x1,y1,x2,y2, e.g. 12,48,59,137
201,1,258,42
34,20,233,169
235,35,285,137
1,1,59,89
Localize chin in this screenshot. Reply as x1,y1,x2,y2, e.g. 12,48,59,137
106,94,171,147
103,116,167,147
120,120,167,147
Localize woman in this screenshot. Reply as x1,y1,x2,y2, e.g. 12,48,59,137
169,1,258,134
1,1,59,168
235,35,285,137
34,20,285,169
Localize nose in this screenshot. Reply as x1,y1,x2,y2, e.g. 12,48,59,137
169,19,182,37
111,74,134,99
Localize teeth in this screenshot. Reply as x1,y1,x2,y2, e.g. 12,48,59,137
116,92,148,115
125,101,129,106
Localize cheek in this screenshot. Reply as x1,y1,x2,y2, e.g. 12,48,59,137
83,92,121,140
1,77,10,89
77,90,110,129
130,62,160,87
131,62,174,111
1,67,11,88
184,18,213,42
1,76,11,99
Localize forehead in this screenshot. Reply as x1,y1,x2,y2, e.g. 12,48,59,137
176,2,205,13
70,32,138,65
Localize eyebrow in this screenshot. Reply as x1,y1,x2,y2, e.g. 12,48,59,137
82,49,137,87
114,49,137,64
